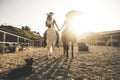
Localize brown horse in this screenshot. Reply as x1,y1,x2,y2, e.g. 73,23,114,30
61,10,81,58
61,27,76,58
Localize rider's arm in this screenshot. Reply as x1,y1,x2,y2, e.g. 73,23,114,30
54,20,59,31
60,20,66,31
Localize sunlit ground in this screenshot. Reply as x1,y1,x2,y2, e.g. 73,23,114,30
1,47,120,80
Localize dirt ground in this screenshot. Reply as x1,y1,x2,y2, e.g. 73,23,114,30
0,46,120,80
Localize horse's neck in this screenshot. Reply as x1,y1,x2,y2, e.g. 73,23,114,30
46,27,56,42
47,27,56,35
47,27,54,31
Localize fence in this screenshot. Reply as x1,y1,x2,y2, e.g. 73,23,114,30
86,33,120,47
0,29,33,53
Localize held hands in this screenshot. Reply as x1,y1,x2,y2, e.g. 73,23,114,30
57,27,61,32
58,28,61,31
57,26,63,32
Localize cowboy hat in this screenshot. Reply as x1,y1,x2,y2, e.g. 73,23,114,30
47,12,54,16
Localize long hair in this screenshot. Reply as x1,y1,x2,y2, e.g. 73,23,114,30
46,15,54,28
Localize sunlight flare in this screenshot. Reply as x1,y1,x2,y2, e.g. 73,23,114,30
70,15,89,36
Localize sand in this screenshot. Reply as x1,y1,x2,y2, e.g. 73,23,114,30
0,46,120,80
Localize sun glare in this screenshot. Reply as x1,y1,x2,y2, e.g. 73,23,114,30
71,15,89,36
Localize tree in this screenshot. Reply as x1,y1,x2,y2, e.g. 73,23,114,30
22,26,31,31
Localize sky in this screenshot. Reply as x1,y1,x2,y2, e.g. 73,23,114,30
0,0,120,36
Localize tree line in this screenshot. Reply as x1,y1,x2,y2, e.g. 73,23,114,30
0,25,43,41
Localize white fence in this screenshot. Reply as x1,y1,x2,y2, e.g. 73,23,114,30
0,29,32,53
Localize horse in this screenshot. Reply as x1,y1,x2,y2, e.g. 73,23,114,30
46,27,57,59
61,10,81,58
61,27,77,58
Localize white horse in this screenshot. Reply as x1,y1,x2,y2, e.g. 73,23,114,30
46,27,57,59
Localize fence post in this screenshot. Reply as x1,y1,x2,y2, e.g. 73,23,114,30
2,32,6,53
17,36,19,43
111,35,113,47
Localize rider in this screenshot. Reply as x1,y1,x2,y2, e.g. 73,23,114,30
43,12,59,47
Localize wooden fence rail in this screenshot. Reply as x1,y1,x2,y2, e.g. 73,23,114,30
86,33,120,47
0,29,32,53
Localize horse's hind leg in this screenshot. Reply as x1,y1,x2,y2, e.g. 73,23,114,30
46,40,51,59
71,42,74,58
66,42,69,57
52,40,56,51
52,40,57,58
62,42,66,55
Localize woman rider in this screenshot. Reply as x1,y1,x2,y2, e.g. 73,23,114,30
43,12,59,47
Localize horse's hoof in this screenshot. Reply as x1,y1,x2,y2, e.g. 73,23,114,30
53,56,57,59
46,57,50,60
72,56,74,59
46,57,48,60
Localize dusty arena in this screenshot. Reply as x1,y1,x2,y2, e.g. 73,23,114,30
0,46,120,80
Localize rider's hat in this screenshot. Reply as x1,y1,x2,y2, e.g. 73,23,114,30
47,12,54,16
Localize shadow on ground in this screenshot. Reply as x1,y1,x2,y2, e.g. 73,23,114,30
14,55,80,80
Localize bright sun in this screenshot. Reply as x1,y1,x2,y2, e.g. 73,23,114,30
70,15,89,36
57,13,90,38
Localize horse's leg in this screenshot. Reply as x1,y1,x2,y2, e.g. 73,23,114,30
52,40,57,58
62,42,66,55
52,39,56,51
71,42,74,58
46,40,51,58
66,42,69,57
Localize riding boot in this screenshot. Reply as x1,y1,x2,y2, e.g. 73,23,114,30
71,43,74,58
43,31,47,48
